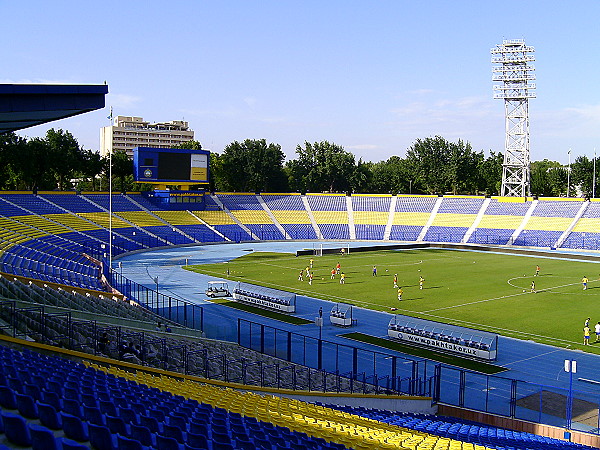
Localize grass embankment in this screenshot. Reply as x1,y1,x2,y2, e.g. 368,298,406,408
206,298,312,325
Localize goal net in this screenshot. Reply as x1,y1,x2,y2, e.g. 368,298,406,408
312,243,350,256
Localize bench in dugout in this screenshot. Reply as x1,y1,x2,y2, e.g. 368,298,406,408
232,281,296,313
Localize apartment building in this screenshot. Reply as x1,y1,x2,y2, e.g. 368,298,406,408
100,116,194,158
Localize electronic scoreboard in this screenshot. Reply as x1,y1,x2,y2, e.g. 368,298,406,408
133,147,210,185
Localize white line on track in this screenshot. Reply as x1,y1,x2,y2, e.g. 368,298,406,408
501,348,564,367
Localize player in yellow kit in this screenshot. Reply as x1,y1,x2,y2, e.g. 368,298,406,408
582,276,589,290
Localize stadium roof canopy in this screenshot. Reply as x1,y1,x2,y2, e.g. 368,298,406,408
0,84,108,134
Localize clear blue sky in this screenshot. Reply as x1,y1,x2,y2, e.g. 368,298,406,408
3,1,600,164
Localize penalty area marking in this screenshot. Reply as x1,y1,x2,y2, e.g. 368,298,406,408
424,277,599,315
507,276,599,295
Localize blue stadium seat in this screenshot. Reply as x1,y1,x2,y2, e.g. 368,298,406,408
29,422,60,450
60,411,89,442
88,422,117,450
2,409,32,446
37,401,62,430
189,419,209,436
130,423,155,447
163,422,186,444
155,434,182,450
118,406,139,426
117,434,146,450
84,404,106,426
99,399,118,416
106,413,129,436
0,385,17,409
234,439,256,450
61,398,82,418
186,431,210,449
42,389,63,411
16,392,39,419
58,437,90,450
139,413,162,433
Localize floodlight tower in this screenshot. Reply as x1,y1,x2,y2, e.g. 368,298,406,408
491,39,536,197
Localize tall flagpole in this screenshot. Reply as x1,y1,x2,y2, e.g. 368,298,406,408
108,107,113,272
593,148,596,199
567,148,572,197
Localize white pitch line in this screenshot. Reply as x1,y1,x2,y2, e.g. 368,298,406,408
423,279,598,313
412,311,582,346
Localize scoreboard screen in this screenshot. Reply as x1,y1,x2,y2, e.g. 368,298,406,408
133,147,210,184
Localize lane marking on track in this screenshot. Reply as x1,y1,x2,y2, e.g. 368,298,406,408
501,348,564,367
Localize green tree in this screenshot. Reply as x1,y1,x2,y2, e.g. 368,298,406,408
530,159,565,197
405,136,486,195
45,128,84,190
370,156,414,194
221,139,287,192
404,136,452,194
350,159,373,193
10,138,57,191
174,139,203,150
477,151,503,195
208,152,225,192
449,141,483,194
571,155,598,197
111,149,134,192
0,133,29,189
78,149,106,191
288,141,355,193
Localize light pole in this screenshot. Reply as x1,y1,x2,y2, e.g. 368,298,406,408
564,359,577,432
108,107,113,272
491,40,536,197
593,149,596,199
567,148,572,197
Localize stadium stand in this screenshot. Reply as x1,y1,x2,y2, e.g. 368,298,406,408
153,210,225,243
389,195,438,241
0,286,382,394
512,200,582,247
211,194,285,240
561,200,600,250
468,198,533,245
3,191,600,448
307,194,351,240
321,404,593,450
4,341,592,450
424,197,485,243
261,194,318,239
352,194,391,240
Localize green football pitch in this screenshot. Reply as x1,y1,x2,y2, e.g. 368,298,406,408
186,248,600,354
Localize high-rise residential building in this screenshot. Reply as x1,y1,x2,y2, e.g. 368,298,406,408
100,116,194,158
